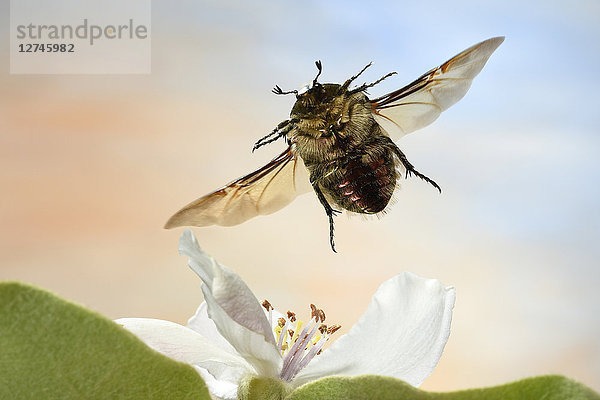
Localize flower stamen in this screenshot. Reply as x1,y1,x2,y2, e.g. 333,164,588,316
262,300,273,311
277,318,290,350
261,303,341,382
287,311,296,322
262,300,274,327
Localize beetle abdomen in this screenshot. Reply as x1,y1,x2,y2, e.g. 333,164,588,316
328,151,397,214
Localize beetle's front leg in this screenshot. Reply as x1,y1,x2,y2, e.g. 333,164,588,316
252,119,298,152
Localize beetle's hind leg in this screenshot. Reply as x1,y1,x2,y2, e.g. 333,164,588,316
392,144,441,193
311,182,341,253
374,136,441,191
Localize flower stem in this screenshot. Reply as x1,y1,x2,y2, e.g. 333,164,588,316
238,375,292,400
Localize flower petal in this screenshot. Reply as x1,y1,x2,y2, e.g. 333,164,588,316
202,286,282,377
293,272,455,387
188,302,238,355
179,230,282,377
194,366,240,400
116,317,252,384
179,230,274,341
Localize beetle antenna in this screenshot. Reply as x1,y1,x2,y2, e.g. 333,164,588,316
349,71,397,94
339,62,373,93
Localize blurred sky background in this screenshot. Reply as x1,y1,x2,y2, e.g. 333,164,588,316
1,0,599,392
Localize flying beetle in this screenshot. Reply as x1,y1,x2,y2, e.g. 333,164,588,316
165,37,504,252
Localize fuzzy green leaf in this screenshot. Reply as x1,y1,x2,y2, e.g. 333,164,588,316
0,281,210,400
288,374,600,400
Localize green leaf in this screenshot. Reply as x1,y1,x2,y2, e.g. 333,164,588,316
288,375,600,400
0,281,211,400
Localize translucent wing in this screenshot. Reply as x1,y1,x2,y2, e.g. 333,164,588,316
164,146,311,228
371,37,504,140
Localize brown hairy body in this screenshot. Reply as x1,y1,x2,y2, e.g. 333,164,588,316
289,88,400,214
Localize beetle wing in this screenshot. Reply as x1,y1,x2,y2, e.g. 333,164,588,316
371,37,504,139
165,146,311,228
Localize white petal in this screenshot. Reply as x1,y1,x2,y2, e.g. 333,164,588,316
268,308,285,331
179,231,282,377
194,366,240,400
202,286,282,377
188,302,238,355
116,318,253,383
293,272,455,387
179,230,275,342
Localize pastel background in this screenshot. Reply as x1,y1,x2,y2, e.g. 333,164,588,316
1,0,598,392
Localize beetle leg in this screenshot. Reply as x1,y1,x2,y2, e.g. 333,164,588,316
393,146,441,192
252,119,297,152
311,182,341,253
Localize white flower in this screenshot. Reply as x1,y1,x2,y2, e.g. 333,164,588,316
117,230,455,400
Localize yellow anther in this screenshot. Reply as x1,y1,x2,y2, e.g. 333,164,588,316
311,334,321,345
292,321,303,343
